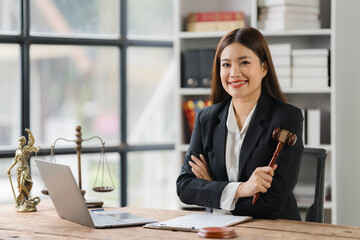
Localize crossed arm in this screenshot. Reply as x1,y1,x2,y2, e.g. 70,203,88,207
189,154,277,199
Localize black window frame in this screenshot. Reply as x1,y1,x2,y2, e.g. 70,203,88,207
0,0,174,207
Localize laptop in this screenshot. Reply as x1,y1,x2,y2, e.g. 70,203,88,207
35,160,157,229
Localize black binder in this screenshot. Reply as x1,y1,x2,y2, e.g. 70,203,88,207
199,49,214,88
182,49,215,88
183,50,200,88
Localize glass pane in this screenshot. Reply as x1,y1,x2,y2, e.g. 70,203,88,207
1,158,18,204
0,0,20,34
30,153,120,207
127,0,173,39
30,45,120,148
0,44,20,149
127,151,178,209
127,47,175,144
30,0,119,37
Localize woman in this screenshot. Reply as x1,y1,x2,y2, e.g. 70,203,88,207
176,27,304,220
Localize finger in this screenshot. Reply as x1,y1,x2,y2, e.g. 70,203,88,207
199,154,209,167
272,164,278,171
260,172,273,183
191,166,203,179
191,155,206,169
189,161,204,178
262,166,275,177
261,178,272,189
189,160,206,178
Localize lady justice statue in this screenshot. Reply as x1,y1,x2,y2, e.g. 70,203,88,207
7,129,41,212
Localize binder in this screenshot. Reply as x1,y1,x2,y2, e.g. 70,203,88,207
183,49,215,88
183,50,199,88
199,49,215,88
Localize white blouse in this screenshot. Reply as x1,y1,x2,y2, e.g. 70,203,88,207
214,100,257,214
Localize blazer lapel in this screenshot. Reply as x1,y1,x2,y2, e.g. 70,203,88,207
213,101,230,181
238,93,272,180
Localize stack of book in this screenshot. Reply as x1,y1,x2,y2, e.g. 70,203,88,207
183,99,211,141
258,0,321,31
292,49,329,88
269,43,292,88
186,12,245,32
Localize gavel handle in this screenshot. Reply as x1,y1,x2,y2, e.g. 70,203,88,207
252,142,283,205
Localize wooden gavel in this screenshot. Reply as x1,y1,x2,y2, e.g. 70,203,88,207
252,128,297,205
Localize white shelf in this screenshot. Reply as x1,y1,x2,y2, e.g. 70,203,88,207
175,0,335,224
179,87,331,95
282,87,331,94
180,144,332,153
179,88,211,96
179,29,332,39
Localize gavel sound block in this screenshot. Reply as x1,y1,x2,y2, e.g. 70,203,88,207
252,128,297,205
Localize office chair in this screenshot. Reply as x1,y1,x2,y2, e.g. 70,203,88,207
296,147,327,223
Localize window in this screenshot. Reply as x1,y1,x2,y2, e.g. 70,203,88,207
0,0,175,208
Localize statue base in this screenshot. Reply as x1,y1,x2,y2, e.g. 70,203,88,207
16,197,41,212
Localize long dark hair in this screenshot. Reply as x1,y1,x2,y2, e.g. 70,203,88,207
210,26,287,104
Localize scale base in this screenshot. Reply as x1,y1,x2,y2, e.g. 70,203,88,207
85,199,103,208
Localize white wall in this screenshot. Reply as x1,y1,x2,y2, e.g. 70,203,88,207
335,0,360,226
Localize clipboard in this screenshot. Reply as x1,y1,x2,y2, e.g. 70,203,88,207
144,213,252,232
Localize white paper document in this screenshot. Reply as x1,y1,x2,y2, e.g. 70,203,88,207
144,213,252,232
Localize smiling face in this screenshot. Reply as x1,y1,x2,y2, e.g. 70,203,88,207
220,42,268,103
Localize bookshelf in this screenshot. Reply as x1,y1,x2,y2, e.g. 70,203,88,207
174,0,336,224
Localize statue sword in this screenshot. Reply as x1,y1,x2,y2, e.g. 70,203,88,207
7,174,17,204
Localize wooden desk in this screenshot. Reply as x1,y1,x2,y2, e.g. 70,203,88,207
1,200,359,240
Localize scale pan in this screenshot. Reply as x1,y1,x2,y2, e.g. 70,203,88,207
92,186,114,192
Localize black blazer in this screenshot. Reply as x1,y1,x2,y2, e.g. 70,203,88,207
176,93,304,220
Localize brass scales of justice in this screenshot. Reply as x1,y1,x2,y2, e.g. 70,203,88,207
41,125,115,208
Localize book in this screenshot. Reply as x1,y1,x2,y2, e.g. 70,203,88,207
272,55,291,66
259,12,319,21
183,99,211,136
292,66,328,77
183,100,197,134
258,19,321,30
275,66,292,76
292,76,328,88
269,43,292,55
292,48,329,56
144,213,252,232
260,4,320,15
258,0,320,7
278,77,292,88
187,12,244,23
187,20,245,32
186,12,245,32
307,108,321,146
293,56,328,66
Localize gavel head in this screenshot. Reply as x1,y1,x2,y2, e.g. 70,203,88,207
272,128,297,146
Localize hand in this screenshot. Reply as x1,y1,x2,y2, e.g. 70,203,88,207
235,164,278,198
189,154,213,181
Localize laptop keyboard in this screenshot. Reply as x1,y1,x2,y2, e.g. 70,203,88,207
91,212,126,226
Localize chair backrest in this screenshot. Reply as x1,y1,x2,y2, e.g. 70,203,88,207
295,147,327,223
